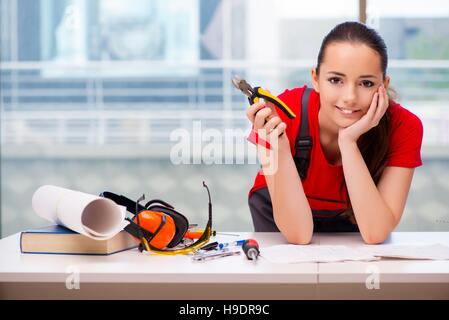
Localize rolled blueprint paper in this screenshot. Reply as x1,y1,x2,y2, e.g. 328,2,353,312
32,185,127,240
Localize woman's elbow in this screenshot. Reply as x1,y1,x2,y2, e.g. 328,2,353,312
362,233,389,245
286,232,313,245
289,238,312,245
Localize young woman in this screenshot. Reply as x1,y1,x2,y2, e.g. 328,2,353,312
246,21,423,245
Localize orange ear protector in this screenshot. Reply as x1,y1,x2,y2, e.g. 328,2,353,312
132,210,176,249
99,192,192,250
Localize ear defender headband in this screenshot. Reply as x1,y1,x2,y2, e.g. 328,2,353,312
99,191,189,250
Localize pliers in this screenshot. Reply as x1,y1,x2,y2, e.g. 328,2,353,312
232,75,296,119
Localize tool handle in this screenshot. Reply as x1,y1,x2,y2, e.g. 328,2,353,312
199,241,218,251
242,239,260,260
184,230,203,239
254,87,296,119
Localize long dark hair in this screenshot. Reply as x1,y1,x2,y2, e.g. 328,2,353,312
316,21,392,224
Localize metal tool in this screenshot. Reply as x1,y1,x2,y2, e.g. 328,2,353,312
232,75,296,119
191,249,241,262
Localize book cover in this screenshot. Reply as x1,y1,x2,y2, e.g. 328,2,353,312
20,225,138,255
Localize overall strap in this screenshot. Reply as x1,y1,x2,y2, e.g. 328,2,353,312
294,88,313,180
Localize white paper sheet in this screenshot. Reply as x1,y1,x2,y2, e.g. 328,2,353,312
261,245,380,263
362,244,449,260
261,243,449,263
32,185,128,240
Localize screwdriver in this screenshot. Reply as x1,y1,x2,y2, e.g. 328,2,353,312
242,239,260,261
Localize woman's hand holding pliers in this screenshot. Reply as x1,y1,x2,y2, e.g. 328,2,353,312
245,100,290,153
232,76,294,153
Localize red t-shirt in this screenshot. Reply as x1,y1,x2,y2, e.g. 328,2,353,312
249,86,424,212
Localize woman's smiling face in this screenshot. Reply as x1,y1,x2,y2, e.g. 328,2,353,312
312,42,389,129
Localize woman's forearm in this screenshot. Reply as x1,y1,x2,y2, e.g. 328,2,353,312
339,140,396,244
262,148,313,244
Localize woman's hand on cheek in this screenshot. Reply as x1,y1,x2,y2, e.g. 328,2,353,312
338,85,389,146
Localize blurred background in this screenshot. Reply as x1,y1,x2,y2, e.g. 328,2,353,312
1,0,449,238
